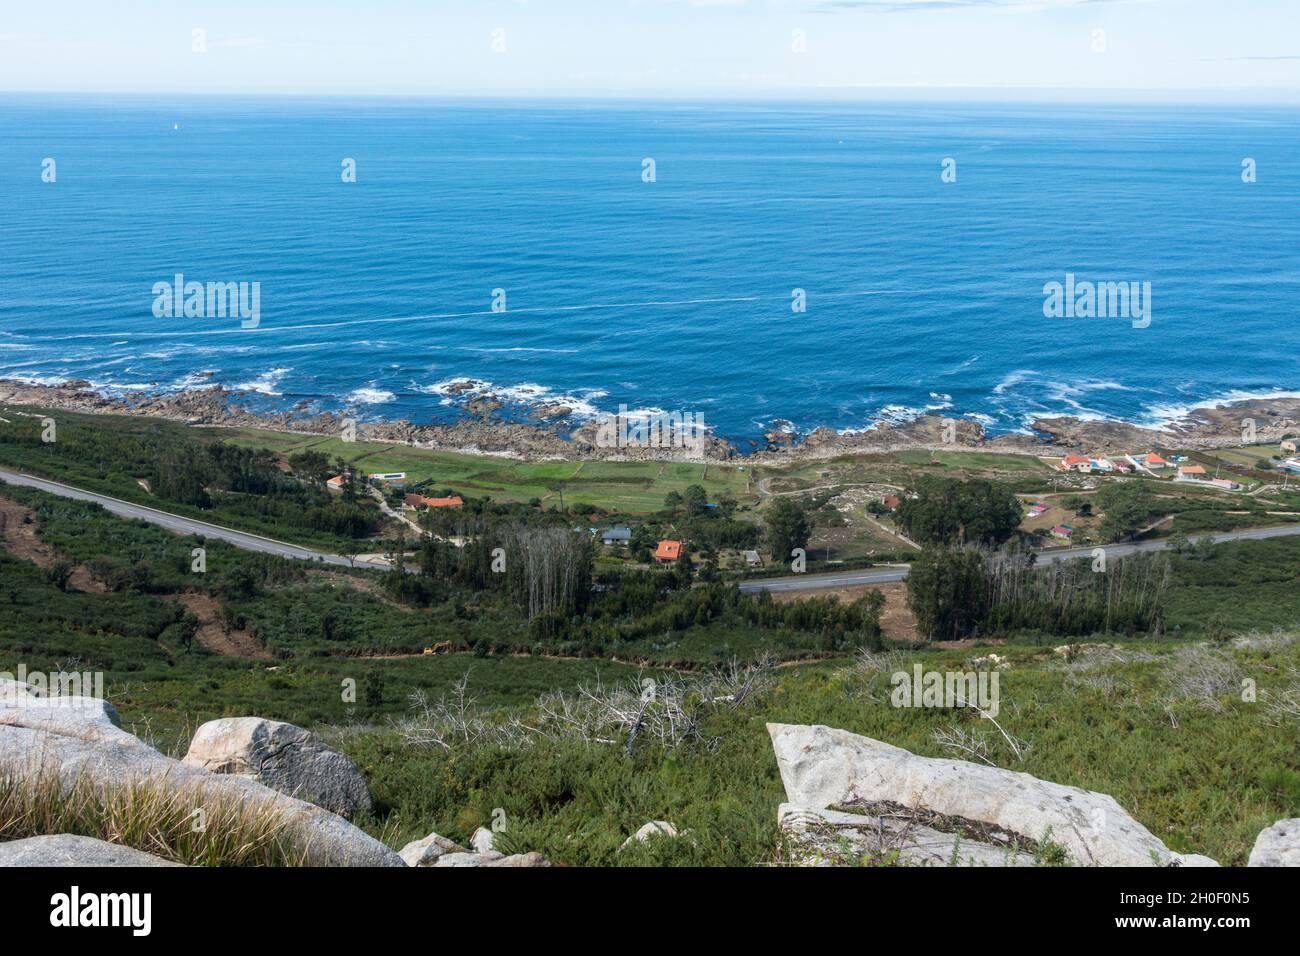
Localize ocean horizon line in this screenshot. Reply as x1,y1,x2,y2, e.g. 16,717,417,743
3,90,1300,107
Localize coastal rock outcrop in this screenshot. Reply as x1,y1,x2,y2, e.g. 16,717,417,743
0,834,181,867
768,723,1199,867
1248,819,1300,867
183,717,373,816
0,683,402,867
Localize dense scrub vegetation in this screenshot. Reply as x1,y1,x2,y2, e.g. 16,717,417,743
905,535,1300,643
0,411,380,548
344,637,1300,866
4,468,1300,865
895,477,1022,546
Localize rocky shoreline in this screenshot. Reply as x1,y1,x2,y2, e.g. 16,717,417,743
2,377,1297,465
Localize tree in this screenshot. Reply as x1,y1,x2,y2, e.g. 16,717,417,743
663,491,683,517
684,484,709,517
288,450,332,484
895,478,1021,547
499,524,593,622
1061,494,1092,517
43,560,74,592
1096,481,1155,542
905,546,990,641
766,498,811,563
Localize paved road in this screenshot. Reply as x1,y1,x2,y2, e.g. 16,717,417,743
0,467,390,571
739,523,1300,594
5,465,1299,593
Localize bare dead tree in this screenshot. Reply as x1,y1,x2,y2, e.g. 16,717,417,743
397,658,777,756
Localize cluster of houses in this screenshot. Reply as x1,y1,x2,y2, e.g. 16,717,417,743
1022,501,1075,540
599,527,685,563
1054,452,1241,490
326,470,464,509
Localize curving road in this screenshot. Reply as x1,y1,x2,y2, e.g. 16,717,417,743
4,465,1299,593
0,467,391,571
738,523,1300,593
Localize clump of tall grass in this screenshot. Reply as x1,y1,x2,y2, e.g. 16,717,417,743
1162,645,1244,714
0,770,310,866
1262,665,1300,727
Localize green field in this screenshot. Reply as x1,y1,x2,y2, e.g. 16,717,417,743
201,425,755,513
1198,443,1289,469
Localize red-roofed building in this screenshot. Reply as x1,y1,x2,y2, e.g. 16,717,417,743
404,493,464,509
654,540,682,563
1145,453,1170,469
881,494,901,510
1177,465,1206,480
326,474,348,491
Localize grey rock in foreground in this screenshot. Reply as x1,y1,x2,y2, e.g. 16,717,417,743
0,834,182,867
1248,819,1300,867
768,723,1187,867
184,717,373,816
0,678,40,702
778,803,1037,867
0,685,402,867
400,831,468,867
433,850,551,868
0,694,130,745
403,829,552,868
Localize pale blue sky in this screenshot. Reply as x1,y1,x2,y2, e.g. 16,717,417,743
1,0,1297,99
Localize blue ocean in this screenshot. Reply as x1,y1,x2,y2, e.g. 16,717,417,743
2,96,1298,446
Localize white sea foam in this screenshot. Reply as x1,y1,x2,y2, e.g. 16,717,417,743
169,371,217,391
87,380,156,392
1137,388,1300,431
4,374,69,387
993,369,1037,395
346,386,397,405
418,377,606,419
234,367,291,396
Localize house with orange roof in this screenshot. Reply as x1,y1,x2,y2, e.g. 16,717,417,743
1056,454,1093,473
1144,453,1171,469
654,540,682,563
1177,465,1207,481
404,493,464,509
326,474,348,491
